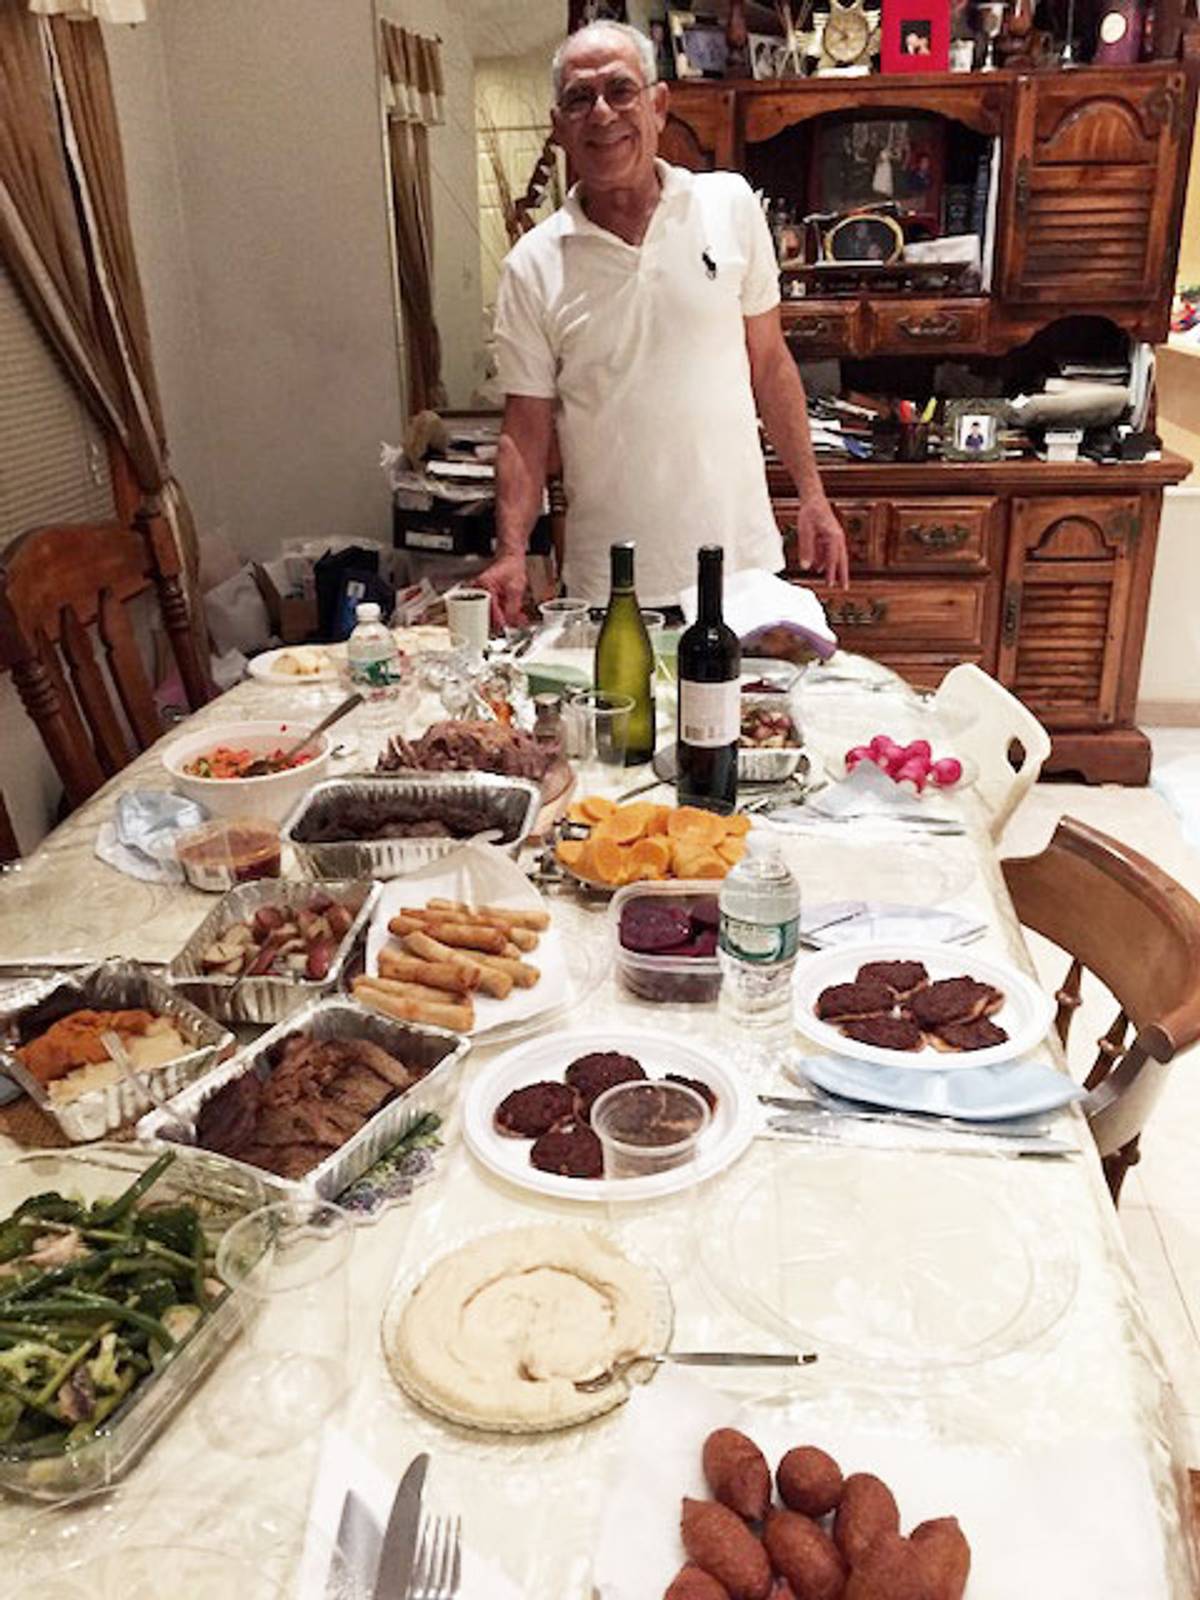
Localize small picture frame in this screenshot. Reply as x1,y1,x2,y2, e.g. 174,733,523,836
824,212,904,264
881,0,951,71
943,400,1007,461
668,9,728,78
748,32,785,78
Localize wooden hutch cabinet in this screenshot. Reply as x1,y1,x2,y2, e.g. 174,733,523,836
661,62,1198,783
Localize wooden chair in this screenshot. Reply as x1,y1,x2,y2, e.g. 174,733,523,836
0,794,19,866
1002,816,1200,1204
932,663,1052,840
0,512,210,812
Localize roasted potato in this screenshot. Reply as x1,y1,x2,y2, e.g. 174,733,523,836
665,1565,733,1600
911,1516,971,1600
681,1498,773,1600
843,1533,926,1600
703,1428,772,1522
776,1446,844,1518
832,1475,899,1567
762,1509,846,1600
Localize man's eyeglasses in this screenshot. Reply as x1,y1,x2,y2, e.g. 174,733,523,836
557,76,649,120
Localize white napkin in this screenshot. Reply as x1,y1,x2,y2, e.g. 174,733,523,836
802,760,957,822
678,569,836,653
594,1370,1170,1600
802,901,986,946
297,1425,521,1600
94,790,207,884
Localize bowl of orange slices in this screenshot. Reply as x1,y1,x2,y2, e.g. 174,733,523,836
554,797,749,892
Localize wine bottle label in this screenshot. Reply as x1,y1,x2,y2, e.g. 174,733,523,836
720,913,800,965
679,679,739,748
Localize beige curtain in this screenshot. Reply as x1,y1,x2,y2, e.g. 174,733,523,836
0,3,208,697
380,21,445,416
28,0,147,21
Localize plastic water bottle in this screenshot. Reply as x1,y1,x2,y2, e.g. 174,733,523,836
718,837,801,1029
346,602,399,704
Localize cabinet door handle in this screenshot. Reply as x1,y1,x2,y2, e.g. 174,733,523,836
829,599,888,628
910,522,970,550
898,313,962,341
788,318,831,341
1002,585,1022,647
842,512,865,535
1015,156,1030,219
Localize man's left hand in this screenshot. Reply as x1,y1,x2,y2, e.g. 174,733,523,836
793,500,850,589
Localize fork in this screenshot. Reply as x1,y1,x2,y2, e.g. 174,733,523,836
406,1513,462,1599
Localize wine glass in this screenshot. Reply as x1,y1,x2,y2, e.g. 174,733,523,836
977,1,1006,68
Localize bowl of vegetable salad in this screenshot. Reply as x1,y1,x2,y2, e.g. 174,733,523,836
163,721,334,822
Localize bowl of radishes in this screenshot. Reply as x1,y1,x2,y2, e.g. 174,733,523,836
842,733,975,796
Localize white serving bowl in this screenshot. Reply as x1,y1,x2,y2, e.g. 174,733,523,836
162,719,334,822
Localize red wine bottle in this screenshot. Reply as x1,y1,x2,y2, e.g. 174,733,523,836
677,545,740,813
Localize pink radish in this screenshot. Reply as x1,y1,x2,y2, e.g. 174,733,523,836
931,756,963,787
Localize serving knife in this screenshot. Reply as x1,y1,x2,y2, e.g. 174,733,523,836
763,1107,1075,1158
372,1452,429,1600
759,1092,1061,1140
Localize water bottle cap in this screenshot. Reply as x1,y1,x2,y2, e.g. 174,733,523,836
355,602,382,624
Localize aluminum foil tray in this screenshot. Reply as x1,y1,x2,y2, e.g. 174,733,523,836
136,996,470,1200
281,772,541,879
0,961,234,1144
739,693,805,784
166,878,380,1026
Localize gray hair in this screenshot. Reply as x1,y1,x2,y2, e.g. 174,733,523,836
551,21,658,99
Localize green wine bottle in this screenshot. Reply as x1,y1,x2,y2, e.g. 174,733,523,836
594,542,655,765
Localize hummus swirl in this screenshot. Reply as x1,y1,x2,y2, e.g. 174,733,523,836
393,1226,657,1428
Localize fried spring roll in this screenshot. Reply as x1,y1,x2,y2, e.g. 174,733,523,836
471,950,540,989
426,898,550,932
391,904,540,949
376,948,477,994
351,978,474,1032
404,931,513,999
388,914,508,954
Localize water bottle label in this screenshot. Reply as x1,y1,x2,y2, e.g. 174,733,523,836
680,679,738,748
350,658,393,688
720,913,799,965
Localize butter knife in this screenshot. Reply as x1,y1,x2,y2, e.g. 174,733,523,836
759,1093,1060,1140
372,1452,428,1600
764,1108,1075,1158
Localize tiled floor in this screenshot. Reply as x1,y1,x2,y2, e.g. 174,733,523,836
1001,727,1200,1460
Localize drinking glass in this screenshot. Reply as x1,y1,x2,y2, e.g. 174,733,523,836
539,596,591,648
563,690,633,777
592,1080,712,1182
445,587,491,654
208,1200,353,1456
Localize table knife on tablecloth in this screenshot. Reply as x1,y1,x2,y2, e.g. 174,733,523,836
372,1452,428,1600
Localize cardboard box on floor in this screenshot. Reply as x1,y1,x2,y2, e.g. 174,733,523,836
253,563,318,644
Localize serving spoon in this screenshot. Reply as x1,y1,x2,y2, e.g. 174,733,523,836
574,1349,817,1394
101,1028,191,1141
243,691,363,776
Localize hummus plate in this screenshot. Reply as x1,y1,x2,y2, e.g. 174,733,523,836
381,1224,673,1433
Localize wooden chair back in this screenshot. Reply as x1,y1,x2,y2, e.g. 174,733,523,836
933,663,1052,840
0,794,18,866
0,513,210,812
1002,815,1200,1202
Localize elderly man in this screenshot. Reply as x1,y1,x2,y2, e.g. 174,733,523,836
479,19,849,620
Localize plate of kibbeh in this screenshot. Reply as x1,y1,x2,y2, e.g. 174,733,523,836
462,1030,756,1202
794,941,1055,1071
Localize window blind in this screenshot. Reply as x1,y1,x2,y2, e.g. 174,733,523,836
0,257,115,549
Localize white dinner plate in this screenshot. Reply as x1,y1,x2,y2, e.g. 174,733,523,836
247,645,343,686
793,939,1055,1071
462,1029,756,1203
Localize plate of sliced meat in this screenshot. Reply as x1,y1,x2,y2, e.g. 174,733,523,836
794,941,1056,1070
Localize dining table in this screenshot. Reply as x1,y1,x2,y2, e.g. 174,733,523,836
0,642,1193,1600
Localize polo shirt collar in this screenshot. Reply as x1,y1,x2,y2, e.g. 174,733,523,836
561,158,692,239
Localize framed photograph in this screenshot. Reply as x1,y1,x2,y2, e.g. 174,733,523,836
748,32,785,78
942,400,1008,461
668,9,728,78
881,0,951,70
809,115,944,230
824,212,904,264
774,219,808,269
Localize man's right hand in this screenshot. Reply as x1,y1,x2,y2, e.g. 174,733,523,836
477,552,529,629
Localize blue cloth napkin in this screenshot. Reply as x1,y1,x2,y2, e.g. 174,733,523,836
792,1053,1084,1122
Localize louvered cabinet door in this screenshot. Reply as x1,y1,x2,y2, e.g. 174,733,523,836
659,86,736,171
998,497,1140,730
1000,69,1186,307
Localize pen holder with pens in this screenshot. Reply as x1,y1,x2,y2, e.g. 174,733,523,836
897,421,931,462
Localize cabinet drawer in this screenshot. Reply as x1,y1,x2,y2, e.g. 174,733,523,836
776,498,875,574
813,580,987,651
870,299,987,354
885,500,996,571
781,301,857,356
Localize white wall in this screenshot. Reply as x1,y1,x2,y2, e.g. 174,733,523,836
1138,486,1200,719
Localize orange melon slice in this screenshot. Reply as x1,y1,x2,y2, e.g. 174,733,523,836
579,795,616,823
667,806,724,846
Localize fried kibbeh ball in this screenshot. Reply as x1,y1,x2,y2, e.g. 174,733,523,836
762,1509,846,1600
666,1071,718,1111
776,1445,845,1518
814,979,893,1023
833,1474,900,1567
931,1016,1008,1052
854,960,928,1000
665,1565,733,1600
910,1517,971,1600
843,1532,925,1600
906,977,1001,1029
702,1428,771,1521
681,1499,772,1600
839,1015,924,1052
564,1050,646,1117
493,1080,578,1138
528,1118,603,1179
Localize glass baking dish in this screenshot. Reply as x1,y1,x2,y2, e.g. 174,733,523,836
0,1144,265,1501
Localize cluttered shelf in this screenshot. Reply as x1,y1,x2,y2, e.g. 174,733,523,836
772,449,1193,493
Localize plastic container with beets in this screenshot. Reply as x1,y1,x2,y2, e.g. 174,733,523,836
610,880,723,1004
175,817,282,893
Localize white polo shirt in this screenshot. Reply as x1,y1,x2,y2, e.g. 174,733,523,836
494,160,785,607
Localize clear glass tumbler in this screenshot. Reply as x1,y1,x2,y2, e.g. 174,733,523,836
564,690,633,775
